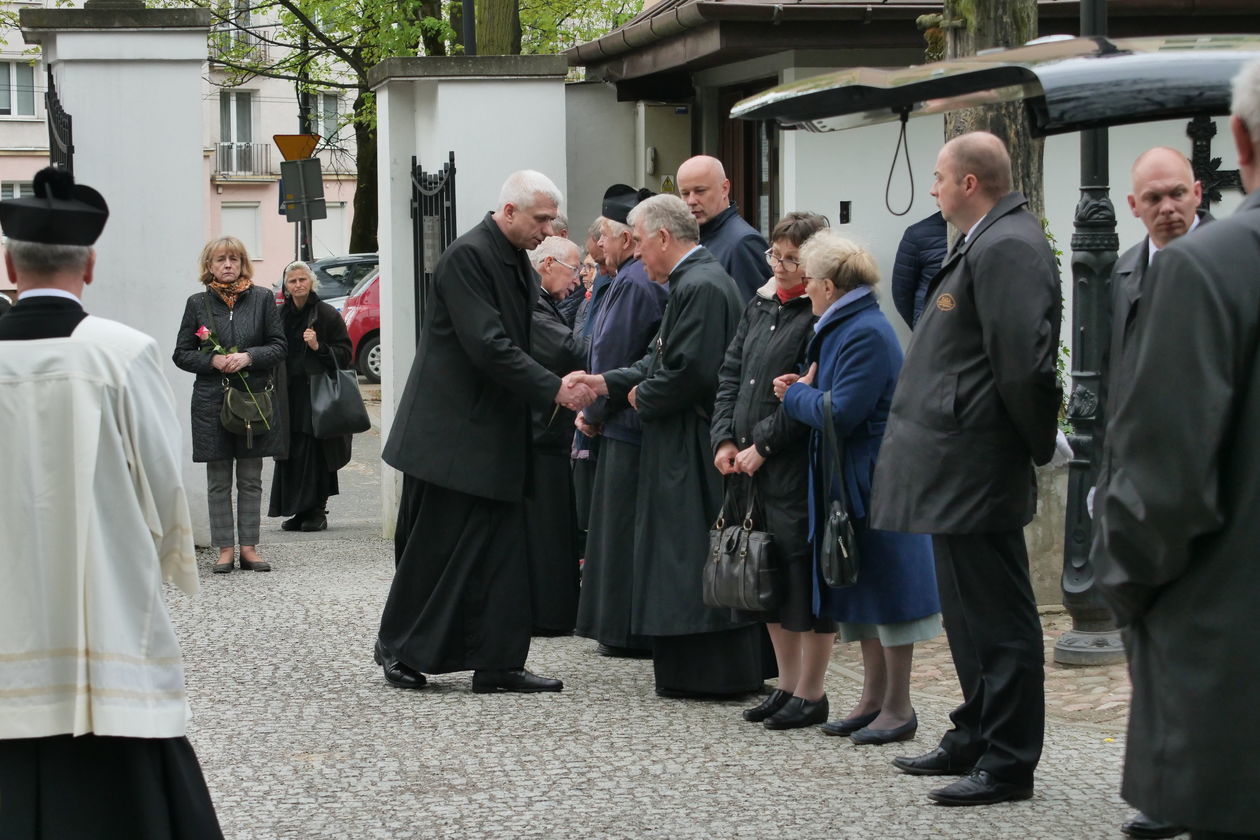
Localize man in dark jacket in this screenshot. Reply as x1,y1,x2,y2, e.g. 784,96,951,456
890,211,948,329
677,155,768,302
375,170,594,695
574,184,667,657
1091,146,1206,840
569,194,766,698
870,132,1061,806
1099,60,1260,840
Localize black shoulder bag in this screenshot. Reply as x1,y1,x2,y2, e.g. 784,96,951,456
308,305,371,439
702,476,779,611
820,391,859,588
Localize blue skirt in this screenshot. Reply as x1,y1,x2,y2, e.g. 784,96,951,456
813,517,941,625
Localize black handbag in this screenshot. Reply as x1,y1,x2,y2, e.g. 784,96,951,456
702,478,780,611
220,378,274,449
819,391,859,588
309,366,371,439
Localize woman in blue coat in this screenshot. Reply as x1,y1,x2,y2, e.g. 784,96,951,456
775,230,941,745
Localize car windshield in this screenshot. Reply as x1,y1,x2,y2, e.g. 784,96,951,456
313,258,377,298
348,268,378,299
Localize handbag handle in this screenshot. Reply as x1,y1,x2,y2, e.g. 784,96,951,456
713,473,760,531
820,391,852,516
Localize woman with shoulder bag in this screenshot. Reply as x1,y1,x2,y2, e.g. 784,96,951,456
712,212,837,730
173,236,286,574
774,230,942,745
267,261,355,533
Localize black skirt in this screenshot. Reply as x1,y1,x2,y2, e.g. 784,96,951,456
268,373,339,517
378,475,531,674
652,625,770,697
524,450,580,634
0,734,223,840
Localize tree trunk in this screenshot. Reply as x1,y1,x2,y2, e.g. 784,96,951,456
449,1,464,52
348,90,378,254
943,0,1044,218
420,0,447,56
475,0,520,55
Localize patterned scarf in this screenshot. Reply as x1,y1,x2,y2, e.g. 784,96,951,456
207,275,254,309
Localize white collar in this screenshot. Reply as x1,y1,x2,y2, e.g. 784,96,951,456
669,245,703,277
965,212,989,243
17,287,81,303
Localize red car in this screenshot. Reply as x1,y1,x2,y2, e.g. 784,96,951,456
341,269,381,383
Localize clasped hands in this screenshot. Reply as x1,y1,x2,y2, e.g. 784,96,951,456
771,362,817,401
212,352,252,374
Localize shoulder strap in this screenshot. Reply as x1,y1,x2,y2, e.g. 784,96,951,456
820,391,850,510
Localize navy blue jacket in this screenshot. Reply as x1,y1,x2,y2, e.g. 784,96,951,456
699,204,768,303
890,211,948,329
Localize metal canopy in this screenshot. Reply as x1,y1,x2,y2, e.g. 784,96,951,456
731,34,1260,136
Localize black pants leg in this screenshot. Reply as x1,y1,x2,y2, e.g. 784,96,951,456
933,531,1045,785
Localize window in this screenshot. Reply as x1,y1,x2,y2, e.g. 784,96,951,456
1,182,35,200
311,92,340,141
0,61,36,117
220,202,261,258
218,90,257,172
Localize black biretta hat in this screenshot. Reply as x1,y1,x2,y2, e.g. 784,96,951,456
602,184,655,225
0,167,109,246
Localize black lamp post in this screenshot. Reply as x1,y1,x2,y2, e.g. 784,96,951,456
1055,0,1125,665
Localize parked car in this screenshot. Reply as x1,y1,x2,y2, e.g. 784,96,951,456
342,268,381,383
273,253,378,310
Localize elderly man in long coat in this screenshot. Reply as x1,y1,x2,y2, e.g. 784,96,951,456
375,170,594,695
870,132,1061,806
1099,58,1260,840
570,193,767,697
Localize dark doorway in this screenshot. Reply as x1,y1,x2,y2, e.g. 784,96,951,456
718,79,779,238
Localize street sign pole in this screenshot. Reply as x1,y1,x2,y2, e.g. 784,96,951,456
274,133,326,263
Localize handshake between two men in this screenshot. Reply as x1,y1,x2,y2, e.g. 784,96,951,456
556,371,601,412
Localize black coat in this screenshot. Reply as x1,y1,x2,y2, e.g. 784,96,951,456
698,204,769,303
172,284,287,462
890,211,948,329
382,213,560,502
530,293,587,453
870,192,1062,534
1098,188,1260,833
278,292,355,471
711,279,814,510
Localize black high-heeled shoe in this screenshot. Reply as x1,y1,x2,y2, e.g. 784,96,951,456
742,689,791,722
764,694,829,730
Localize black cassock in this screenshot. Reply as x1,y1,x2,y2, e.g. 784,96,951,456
604,248,769,696
525,292,587,634
378,214,560,675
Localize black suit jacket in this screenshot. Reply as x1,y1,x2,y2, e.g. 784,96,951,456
870,192,1062,534
382,213,560,502
0,296,86,341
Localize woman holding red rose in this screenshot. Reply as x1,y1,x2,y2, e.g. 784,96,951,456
173,236,286,573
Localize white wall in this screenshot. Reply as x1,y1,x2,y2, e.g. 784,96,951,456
565,81,635,239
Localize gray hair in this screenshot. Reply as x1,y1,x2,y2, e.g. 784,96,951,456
552,211,569,236
1232,57,1260,142
601,217,632,239
527,236,579,269
283,260,319,291
627,194,699,244
497,170,563,213
586,217,605,241
4,238,91,275
799,230,880,295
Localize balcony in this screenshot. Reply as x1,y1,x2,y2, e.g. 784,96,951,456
214,142,272,178
210,28,270,65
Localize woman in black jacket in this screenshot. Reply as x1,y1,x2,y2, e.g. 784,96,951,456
268,260,354,533
173,236,286,573
711,212,834,730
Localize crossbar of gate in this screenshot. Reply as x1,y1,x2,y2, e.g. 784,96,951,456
46,72,74,174
410,152,457,342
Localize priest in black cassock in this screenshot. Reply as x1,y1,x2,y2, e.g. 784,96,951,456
567,193,768,697
374,170,595,694
524,235,588,635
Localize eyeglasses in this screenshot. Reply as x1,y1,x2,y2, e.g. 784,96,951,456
579,263,598,277
764,249,801,272
553,258,582,278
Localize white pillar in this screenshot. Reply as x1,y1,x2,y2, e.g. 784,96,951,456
23,5,214,543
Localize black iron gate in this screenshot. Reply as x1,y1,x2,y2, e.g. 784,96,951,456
45,72,74,174
410,152,457,341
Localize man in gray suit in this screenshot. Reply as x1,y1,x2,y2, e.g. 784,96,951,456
1099,58,1260,840
870,132,1062,806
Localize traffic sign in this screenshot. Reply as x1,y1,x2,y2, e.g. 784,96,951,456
273,134,321,161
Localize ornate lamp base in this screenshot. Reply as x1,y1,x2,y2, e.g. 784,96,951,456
1053,628,1126,666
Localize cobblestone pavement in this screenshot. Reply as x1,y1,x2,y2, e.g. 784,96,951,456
171,396,1138,839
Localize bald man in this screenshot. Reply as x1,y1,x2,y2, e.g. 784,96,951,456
676,155,768,302
870,132,1062,806
1092,147,1207,840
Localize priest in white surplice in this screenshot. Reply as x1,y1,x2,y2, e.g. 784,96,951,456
0,168,223,839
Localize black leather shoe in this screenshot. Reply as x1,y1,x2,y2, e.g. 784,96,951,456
300,511,328,532
892,747,973,776
764,694,829,730
237,555,271,572
927,769,1033,806
821,709,879,737
472,668,563,694
374,640,426,690
1121,813,1186,839
280,515,302,531
851,711,918,745
743,689,791,722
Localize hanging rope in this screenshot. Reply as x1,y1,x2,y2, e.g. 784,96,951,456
884,108,914,217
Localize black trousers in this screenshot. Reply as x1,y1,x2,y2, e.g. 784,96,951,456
933,530,1045,786
378,475,531,674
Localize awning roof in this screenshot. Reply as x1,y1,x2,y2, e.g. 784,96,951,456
730,33,1260,135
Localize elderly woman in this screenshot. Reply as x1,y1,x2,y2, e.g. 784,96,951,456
173,236,286,574
712,211,835,730
774,230,941,745
268,260,355,533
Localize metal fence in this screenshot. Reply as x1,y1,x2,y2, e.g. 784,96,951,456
215,142,272,177
45,72,73,174
411,152,458,340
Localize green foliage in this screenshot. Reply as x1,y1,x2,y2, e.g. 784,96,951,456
519,0,642,56
1043,218,1072,432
